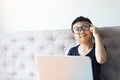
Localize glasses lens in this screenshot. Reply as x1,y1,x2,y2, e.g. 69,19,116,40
82,24,89,30
74,27,81,33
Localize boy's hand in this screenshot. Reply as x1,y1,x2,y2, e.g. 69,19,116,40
89,24,99,37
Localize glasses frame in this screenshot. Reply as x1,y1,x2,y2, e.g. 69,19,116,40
73,24,90,34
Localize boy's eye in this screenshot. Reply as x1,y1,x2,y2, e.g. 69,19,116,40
82,24,89,30
74,27,81,32
75,28,80,31
82,24,88,29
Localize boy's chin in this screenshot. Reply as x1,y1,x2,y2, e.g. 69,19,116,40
79,39,91,43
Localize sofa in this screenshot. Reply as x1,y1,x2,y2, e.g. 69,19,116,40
0,26,120,80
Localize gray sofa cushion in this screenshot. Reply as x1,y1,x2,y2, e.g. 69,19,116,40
99,27,120,80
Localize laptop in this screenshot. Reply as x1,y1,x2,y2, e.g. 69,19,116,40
36,56,93,80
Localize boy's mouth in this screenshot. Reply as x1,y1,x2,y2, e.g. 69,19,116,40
80,34,87,37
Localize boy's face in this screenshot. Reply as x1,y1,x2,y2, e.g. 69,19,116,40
72,21,93,43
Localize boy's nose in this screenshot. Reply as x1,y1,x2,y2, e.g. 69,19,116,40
80,29,85,34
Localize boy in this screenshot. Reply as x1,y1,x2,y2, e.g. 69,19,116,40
68,16,107,80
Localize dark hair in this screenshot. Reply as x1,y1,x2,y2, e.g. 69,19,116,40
71,16,92,33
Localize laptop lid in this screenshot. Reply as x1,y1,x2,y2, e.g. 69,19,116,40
36,56,93,80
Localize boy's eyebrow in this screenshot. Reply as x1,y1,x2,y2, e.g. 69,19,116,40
74,26,80,28
73,26,81,29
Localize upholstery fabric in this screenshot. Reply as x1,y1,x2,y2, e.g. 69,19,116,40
0,27,120,80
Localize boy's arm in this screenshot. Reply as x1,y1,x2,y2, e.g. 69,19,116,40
90,25,107,64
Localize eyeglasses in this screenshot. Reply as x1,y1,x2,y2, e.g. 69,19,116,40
73,24,90,34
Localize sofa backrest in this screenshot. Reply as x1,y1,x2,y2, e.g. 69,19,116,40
0,26,120,80
98,27,120,80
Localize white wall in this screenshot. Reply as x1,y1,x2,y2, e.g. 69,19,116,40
0,0,120,32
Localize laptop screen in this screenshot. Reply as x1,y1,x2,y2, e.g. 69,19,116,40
36,56,93,80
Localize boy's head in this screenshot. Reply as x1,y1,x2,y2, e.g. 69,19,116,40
71,16,92,33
